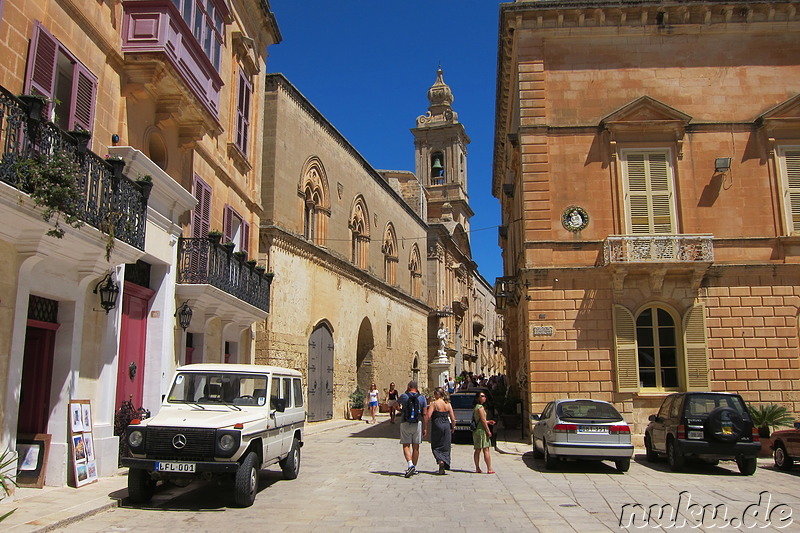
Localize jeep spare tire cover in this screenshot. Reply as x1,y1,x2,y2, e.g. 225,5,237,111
706,406,745,442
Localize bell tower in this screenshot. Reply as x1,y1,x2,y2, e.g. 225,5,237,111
412,68,473,230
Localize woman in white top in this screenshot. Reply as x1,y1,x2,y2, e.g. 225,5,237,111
368,383,380,424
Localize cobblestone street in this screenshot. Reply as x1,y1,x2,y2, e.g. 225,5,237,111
45,417,800,532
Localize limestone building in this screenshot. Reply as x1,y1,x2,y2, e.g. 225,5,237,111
494,0,800,440
0,0,279,487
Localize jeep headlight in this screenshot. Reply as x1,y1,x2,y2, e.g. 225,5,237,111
219,433,236,452
128,429,144,449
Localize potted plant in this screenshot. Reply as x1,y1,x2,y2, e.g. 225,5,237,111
748,403,794,456
349,387,365,420
232,250,248,261
104,154,126,177
68,127,92,152
221,241,235,254
12,149,85,238
18,93,48,120
207,230,223,245
135,175,153,200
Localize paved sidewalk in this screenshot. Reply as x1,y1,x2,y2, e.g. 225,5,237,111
1,417,363,533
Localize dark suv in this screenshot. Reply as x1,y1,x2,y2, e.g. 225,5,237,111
644,392,760,475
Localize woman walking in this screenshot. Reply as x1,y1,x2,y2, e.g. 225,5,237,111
472,390,495,474
386,382,399,423
427,387,455,474
368,383,380,424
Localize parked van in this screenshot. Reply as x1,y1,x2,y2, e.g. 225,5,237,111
122,364,305,507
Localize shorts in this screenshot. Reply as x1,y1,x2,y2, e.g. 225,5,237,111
369,401,378,407
399,421,422,444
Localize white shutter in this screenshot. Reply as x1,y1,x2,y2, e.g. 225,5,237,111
682,304,710,391
613,304,639,393
784,150,800,234
624,150,676,234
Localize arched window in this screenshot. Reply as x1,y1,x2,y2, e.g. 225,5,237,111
409,244,421,298
350,196,370,269
636,306,678,389
430,151,445,185
299,158,329,245
382,223,398,285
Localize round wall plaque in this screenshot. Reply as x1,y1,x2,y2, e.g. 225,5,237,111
562,206,589,232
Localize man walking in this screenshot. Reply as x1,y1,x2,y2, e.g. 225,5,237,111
397,380,428,477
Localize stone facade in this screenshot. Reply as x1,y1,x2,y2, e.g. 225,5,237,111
494,0,800,442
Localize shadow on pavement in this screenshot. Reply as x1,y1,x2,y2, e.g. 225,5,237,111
632,453,767,476
521,451,625,475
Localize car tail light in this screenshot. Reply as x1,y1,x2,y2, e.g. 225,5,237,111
609,425,630,434
553,424,577,433
130,419,141,425
752,427,760,443
677,424,686,439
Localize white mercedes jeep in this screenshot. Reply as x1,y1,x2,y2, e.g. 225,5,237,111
122,363,305,507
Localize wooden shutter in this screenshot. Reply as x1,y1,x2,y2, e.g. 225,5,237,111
69,63,97,133
613,304,639,393
192,176,211,238
784,150,800,233
24,21,57,100
223,205,233,242
236,69,251,155
625,151,675,234
682,303,710,391
241,220,250,255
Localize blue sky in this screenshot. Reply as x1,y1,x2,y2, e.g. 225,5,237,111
266,1,505,284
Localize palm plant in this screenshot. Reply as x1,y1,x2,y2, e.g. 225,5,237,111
748,404,795,437
0,447,18,522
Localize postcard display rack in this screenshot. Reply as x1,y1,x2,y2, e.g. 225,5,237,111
68,400,98,487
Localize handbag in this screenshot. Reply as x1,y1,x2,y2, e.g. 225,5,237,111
470,416,477,432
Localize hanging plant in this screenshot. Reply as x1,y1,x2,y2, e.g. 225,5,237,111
12,150,84,238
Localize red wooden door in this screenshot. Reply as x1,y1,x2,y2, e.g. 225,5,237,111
18,321,58,434
116,282,154,410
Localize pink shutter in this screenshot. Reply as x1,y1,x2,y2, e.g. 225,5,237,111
69,63,97,133
192,176,211,238
242,221,250,255
236,70,251,155
24,21,57,100
223,205,232,242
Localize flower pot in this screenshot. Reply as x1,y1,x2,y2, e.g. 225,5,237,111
136,179,153,201
69,129,92,153
19,94,47,121
350,408,364,420
208,233,223,245
106,158,125,178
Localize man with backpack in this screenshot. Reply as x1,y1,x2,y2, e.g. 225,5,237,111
397,380,428,478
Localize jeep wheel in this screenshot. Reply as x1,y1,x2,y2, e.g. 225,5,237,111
543,440,558,470
667,439,685,472
234,452,259,507
127,468,156,504
774,443,793,471
737,456,757,476
644,434,658,462
280,438,301,480
615,458,631,473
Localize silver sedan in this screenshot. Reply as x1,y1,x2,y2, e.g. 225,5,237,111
531,399,634,472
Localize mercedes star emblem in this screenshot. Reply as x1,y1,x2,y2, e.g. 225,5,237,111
172,434,187,449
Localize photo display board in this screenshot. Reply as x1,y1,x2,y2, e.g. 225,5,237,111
69,400,98,487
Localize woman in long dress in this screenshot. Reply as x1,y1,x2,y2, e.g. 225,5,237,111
427,387,455,474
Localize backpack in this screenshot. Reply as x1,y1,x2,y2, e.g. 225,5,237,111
402,392,420,423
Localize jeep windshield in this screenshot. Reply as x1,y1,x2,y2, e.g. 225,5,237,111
556,400,623,422
685,393,747,416
167,372,269,407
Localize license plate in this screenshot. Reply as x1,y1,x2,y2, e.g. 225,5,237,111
688,430,704,439
578,426,608,434
155,462,196,473
722,424,732,435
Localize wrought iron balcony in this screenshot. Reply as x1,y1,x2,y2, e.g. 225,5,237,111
0,86,148,250
603,235,714,265
176,237,272,312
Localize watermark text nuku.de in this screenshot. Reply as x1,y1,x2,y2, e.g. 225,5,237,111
618,491,793,529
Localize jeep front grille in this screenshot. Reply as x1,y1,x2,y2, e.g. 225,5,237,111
145,426,216,461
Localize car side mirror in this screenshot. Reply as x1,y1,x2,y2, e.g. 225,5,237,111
272,398,287,413
648,414,657,422
530,414,540,421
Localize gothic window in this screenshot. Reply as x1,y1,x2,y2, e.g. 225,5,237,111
409,244,422,298
621,149,678,234
24,21,97,135
776,146,800,234
350,197,369,269
382,223,398,285
613,303,709,393
300,158,329,245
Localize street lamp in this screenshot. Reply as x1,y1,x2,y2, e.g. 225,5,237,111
93,272,119,313
175,301,193,330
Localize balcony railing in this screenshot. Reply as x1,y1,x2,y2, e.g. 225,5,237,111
604,235,714,264
177,237,272,312
0,86,148,250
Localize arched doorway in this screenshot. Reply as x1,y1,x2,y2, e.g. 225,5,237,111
356,318,374,393
307,323,334,421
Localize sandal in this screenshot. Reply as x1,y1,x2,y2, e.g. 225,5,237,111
475,468,482,473
487,471,496,474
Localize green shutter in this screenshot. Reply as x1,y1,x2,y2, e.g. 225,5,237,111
613,304,639,392
683,304,710,391
785,150,800,233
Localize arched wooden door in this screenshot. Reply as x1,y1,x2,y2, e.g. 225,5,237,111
115,282,155,410
307,324,333,421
